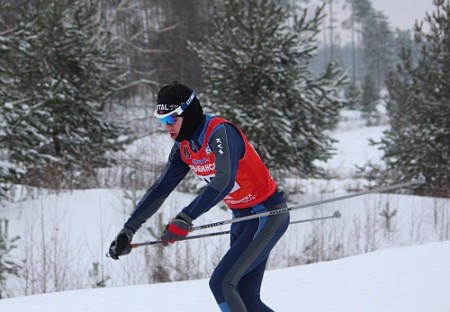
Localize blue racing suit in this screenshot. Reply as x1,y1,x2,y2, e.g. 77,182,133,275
123,115,289,311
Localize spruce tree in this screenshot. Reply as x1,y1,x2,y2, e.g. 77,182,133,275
192,0,348,179
0,0,127,190
374,0,450,197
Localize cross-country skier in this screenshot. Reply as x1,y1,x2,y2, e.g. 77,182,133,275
109,81,290,312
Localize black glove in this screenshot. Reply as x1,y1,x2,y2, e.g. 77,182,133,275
109,228,134,260
161,213,193,246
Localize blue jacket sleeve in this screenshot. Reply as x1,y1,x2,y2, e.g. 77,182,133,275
181,123,245,220
124,143,190,233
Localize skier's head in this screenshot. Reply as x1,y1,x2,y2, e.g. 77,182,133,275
154,82,203,142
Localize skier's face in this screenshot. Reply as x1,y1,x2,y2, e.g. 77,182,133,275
165,116,183,140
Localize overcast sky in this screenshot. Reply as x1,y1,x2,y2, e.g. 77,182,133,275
371,0,435,30
318,0,436,44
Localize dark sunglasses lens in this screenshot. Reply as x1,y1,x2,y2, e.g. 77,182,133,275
159,115,177,125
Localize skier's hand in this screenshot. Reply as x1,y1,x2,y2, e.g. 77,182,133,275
109,228,134,260
162,213,192,246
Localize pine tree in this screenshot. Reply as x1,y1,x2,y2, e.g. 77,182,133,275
392,29,421,69
0,219,20,296
192,0,348,179
361,11,395,88
373,0,450,197
360,74,379,125
344,0,396,89
344,82,362,110
0,0,128,190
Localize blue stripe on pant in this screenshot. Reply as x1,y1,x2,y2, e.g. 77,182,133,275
209,203,290,312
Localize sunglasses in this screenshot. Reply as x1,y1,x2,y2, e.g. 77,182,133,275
159,113,179,125
157,104,184,125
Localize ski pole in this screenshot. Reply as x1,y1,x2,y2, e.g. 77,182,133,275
130,211,341,248
130,230,231,248
191,174,425,231
289,210,341,225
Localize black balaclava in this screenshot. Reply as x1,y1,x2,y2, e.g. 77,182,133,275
156,82,203,142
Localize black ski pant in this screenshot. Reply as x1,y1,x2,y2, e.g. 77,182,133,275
209,202,290,312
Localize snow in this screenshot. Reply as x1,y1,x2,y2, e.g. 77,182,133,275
1,241,450,311
1,109,450,311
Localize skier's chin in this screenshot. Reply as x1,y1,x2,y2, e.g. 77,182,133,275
169,132,178,140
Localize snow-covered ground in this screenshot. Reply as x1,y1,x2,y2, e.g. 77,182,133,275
1,241,450,311
1,109,449,311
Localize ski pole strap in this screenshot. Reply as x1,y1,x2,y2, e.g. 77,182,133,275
191,174,425,231
130,212,341,248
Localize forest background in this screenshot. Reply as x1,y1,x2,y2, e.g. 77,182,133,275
0,0,449,299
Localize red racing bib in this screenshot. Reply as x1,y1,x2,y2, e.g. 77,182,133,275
180,117,277,209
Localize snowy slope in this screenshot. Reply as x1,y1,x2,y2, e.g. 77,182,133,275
1,241,449,311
